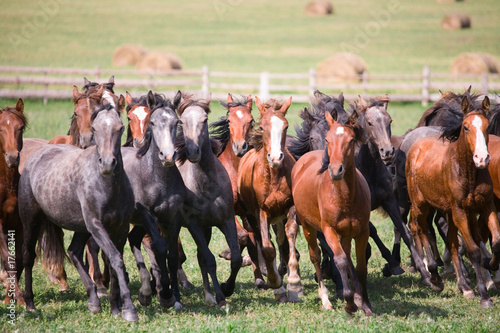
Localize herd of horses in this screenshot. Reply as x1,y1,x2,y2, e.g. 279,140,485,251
2,76,500,321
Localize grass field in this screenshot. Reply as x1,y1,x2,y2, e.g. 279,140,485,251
2,0,500,332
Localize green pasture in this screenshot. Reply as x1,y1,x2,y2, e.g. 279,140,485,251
2,0,500,332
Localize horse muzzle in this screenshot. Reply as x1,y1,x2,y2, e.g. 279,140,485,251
267,152,284,169
99,156,117,175
474,153,490,169
232,141,249,157
133,136,146,149
328,164,345,181
79,132,94,149
159,151,177,167
186,143,201,163
4,152,19,168
379,145,395,166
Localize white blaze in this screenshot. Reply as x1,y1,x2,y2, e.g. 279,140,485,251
472,115,488,165
103,90,115,107
132,106,148,134
336,126,344,135
236,110,243,119
270,115,284,161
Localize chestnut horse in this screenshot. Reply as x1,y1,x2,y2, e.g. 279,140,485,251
0,99,27,305
210,94,268,289
237,96,302,302
292,110,372,316
406,96,500,308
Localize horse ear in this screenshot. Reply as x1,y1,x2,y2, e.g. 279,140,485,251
482,96,490,114
117,95,126,113
377,93,390,109
358,95,368,109
461,96,470,114
125,92,133,105
338,92,344,106
280,96,292,114
73,85,80,99
325,110,335,127
108,75,114,84
147,90,155,110
255,96,264,113
173,90,182,109
246,95,253,110
227,93,233,105
15,98,24,113
93,85,104,99
314,90,325,100
83,77,91,87
467,85,472,94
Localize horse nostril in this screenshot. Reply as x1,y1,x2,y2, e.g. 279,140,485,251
338,165,344,174
98,158,102,164
242,142,248,150
111,158,117,168
279,152,284,161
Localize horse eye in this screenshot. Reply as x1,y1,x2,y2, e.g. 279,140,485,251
150,121,155,126
367,122,373,126
464,126,469,132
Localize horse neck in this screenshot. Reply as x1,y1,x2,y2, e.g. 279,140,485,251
328,156,358,200
452,134,478,189
0,156,19,190
257,147,285,187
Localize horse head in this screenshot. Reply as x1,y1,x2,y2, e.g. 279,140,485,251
226,94,253,157
72,84,104,149
462,96,491,169
0,98,27,168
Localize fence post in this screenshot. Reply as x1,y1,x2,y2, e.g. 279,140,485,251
309,68,316,97
421,65,430,107
259,72,270,100
202,65,210,99
481,73,489,95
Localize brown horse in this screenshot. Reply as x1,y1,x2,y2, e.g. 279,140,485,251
0,99,27,305
237,96,302,302
292,110,373,316
406,96,500,308
210,94,269,289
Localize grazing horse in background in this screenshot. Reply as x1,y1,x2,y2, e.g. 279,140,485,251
0,99,27,305
210,94,268,289
176,95,241,307
292,111,373,316
238,96,302,302
20,104,139,321
121,90,185,310
406,96,500,308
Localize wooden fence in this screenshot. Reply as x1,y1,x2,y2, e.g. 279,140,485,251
0,65,499,106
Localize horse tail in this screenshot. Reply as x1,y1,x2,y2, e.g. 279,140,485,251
36,218,69,288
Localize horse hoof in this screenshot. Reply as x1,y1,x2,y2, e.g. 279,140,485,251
87,302,102,314
255,278,269,290
97,289,108,298
463,290,475,299
217,300,227,308
122,309,139,322
441,265,454,276
138,292,152,306
382,264,392,277
221,282,235,297
174,302,183,312
242,255,252,267
26,302,36,312
159,295,176,308
430,281,444,292
481,299,494,309
287,291,302,303
219,248,231,260
274,287,288,303
345,303,358,315
180,280,195,291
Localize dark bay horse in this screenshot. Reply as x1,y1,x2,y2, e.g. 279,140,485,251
0,99,27,305
176,95,241,307
210,94,269,289
292,110,373,316
406,96,500,308
237,96,302,302
19,104,139,321
121,90,185,310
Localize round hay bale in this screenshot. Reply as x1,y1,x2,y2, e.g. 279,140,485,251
316,53,367,83
112,44,147,67
450,53,499,75
441,13,471,30
305,1,334,16
136,52,183,71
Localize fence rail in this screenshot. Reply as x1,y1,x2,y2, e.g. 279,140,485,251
0,66,499,105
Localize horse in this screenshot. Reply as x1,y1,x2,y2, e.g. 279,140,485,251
237,96,302,302
176,94,241,307
406,96,500,308
291,110,373,316
286,92,403,289
121,90,185,310
19,103,139,321
0,99,27,305
209,93,269,289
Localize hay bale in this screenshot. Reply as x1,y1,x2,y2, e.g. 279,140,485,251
441,13,471,30
305,1,334,16
450,53,499,75
112,44,147,67
136,52,183,71
316,53,367,83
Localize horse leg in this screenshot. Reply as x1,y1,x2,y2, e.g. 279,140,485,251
21,212,43,311
164,213,183,309
258,210,285,300
323,226,357,315
243,213,268,289
353,229,373,316
128,224,153,306
301,220,332,310
417,215,443,291
479,242,500,291
483,206,500,272
141,235,160,294
0,218,24,305
218,216,242,298
176,236,194,290
317,231,343,299
40,222,69,292
368,221,404,277
87,221,138,321
426,212,443,267
67,232,102,314
219,217,252,266
86,236,107,296
452,209,493,308
272,221,288,278
285,207,303,302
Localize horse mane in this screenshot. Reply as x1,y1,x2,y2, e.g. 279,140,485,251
72,85,102,105
219,94,252,110
313,90,349,125
90,103,118,122
318,146,330,174
0,106,28,127
177,95,211,116
287,106,329,160
417,91,481,128
440,108,487,142
208,117,230,156
488,101,500,135
84,80,115,94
